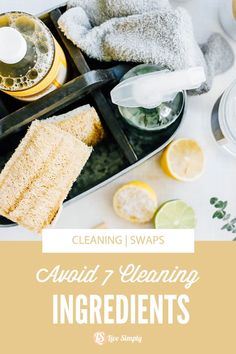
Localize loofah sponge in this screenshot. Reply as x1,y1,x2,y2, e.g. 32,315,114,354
45,104,105,146
0,121,92,234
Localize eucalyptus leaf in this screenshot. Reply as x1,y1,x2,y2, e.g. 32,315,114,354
223,214,231,221
213,210,225,219
214,201,224,208
213,211,220,219
221,201,228,210
221,224,229,230
210,197,235,234
219,211,226,219
227,225,234,232
210,197,218,205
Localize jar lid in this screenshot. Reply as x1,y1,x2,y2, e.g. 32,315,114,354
0,12,55,92
0,27,27,64
111,66,205,109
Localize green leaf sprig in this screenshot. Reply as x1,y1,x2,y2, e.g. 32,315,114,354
210,197,236,235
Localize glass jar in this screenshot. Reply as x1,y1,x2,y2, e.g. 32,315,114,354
0,12,67,101
212,80,236,156
118,64,185,132
219,0,236,41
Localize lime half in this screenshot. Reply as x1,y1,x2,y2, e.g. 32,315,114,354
154,200,196,229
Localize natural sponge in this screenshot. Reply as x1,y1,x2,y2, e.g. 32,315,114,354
45,104,105,146
0,121,92,234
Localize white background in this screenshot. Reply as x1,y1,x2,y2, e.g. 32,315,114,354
0,0,235,241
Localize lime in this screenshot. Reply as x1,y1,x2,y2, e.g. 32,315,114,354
154,200,196,229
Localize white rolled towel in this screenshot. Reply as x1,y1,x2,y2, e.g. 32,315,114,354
58,0,234,93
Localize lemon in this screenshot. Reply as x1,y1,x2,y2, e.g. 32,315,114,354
113,181,158,223
154,200,196,229
160,138,204,181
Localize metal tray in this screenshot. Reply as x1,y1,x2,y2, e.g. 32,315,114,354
0,7,186,227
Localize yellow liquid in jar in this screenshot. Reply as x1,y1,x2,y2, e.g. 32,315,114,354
0,12,67,101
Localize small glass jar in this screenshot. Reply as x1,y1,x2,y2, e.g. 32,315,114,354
118,64,185,132
0,11,68,101
212,80,236,156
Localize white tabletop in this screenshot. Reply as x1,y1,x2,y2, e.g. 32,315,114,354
0,0,235,241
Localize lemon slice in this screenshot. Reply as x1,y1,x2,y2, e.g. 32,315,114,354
160,139,204,181
154,200,196,229
113,181,158,223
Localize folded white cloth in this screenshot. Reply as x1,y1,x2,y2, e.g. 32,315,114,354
59,0,234,94
67,0,170,25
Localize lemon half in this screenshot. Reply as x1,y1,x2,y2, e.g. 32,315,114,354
113,181,158,223
160,139,204,182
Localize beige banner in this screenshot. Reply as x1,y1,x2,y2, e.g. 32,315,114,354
0,242,235,353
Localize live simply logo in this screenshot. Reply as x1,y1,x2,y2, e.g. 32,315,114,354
93,332,107,345
93,332,143,345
